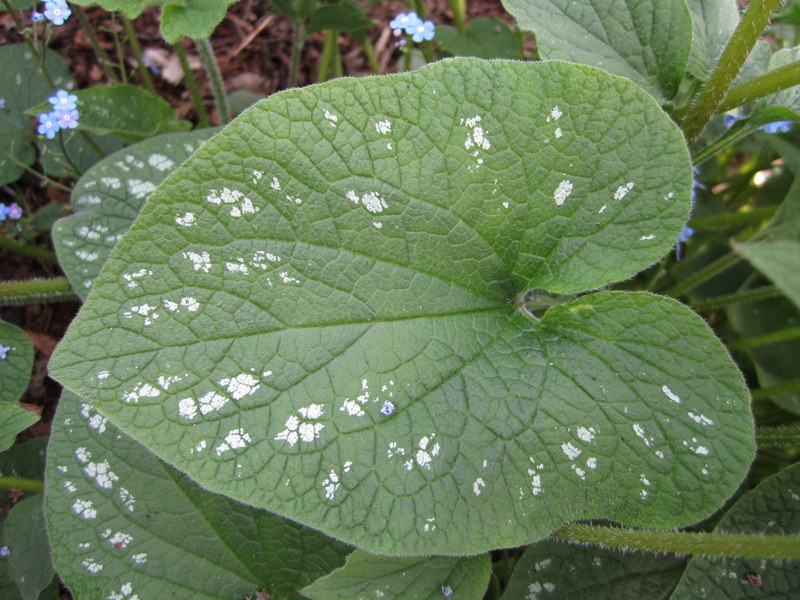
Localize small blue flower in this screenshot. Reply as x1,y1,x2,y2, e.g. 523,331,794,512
380,401,395,416
31,11,45,22
761,120,793,134
723,114,743,128
409,20,435,43
0,345,11,360
37,111,61,139
43,0,71,25
7,203,22,219
0,205,8,222
0,98,5,110
390,12,422,33
0,545,10,557
56,108,79,130
48,89,77,111
675,226,694,260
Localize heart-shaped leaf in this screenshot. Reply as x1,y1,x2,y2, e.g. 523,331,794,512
53,129,220,299
304,551,490,600
502,0,692,101
45,391,351,599
50,58,754,556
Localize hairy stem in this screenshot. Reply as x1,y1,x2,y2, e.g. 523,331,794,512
288,20,306,88
0,278,78,305
0,476,44,493
552,523,800,560
0,237,58,264
0,147,72,192
691,285,782,312
757,423,800,449
729,326,800,351
196,38,229,124
665,252,741,297
73,5,119,82
679,0,783,143
122,15,156,94
447,0,467,34
719,60,800,113
174,42,210,128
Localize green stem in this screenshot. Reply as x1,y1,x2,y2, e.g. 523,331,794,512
689,206,777,230
57,129,82,176
0,278,78,305
411,0,435,63
0,147,72,192
288,20,306,88
174,42,209,128
196,38,229,124
0,236,58,264
122,15,156,95
360,35,381,75
552,523,800,560
664,252,741,298
690,285,782,312
73,5,119,83
447,0,467,34
718,60,800,113
317,29,338,82
752,380,800,400
729,325,800,351
678,0,783,143
0,476,44,493
757,423,800,449
2,0,56,88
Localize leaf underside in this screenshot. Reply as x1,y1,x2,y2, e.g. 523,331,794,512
50,58,753,555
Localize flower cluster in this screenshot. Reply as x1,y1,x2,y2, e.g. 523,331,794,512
32,1,72,25
37,89,79,140
0,202,23,222
390,12,435,43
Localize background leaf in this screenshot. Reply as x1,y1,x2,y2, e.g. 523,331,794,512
685,0,740,80
733,240,800,310
3,494,55,600
304,551,491,600
69,0,164,19
0,45,72,185
435,18,522,60
45,391,351,600
53,128,220,299
160,0,238,44
669,462,800,598
0,320,38,452
502,538,686,599
50,58,754,556
502,0,692,101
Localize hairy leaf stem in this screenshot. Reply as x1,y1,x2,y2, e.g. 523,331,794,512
447,0,467,34
665,252,741,298
73,5,119,83
729,326,800,351
0,476,44,493
174,42,210,128
679,0,783,143
288,20,306,88
0,147,73,192
0,237,58,264
719,59,800,113
552,523,800,560
0,278,78,305
690,285,782,312
196,38,230,124
122,15,156,94
757,423,800,449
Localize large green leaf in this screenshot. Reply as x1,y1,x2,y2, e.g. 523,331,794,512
50,58,754,555
0,45,72,185
503,539,686,599
670,462,800,598
686,0,739,80
53,129,220,299
436,18,523,60
502,0,692,101
0,321,38,452
304,551,491,599
45,391,351,599
3,494,54,600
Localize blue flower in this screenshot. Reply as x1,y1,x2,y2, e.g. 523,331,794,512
31,11,45,22
0,98,5,110
56,108,79,130
0,545,10,556
0,205,7,222
37,111,61,139
390,12,422,33
675,226,694,260
48,89,77,111
408,20,435,43
1,203,23,220
0,345,10,360
43,0,71,25
761,120,793,134
723,114,743,128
